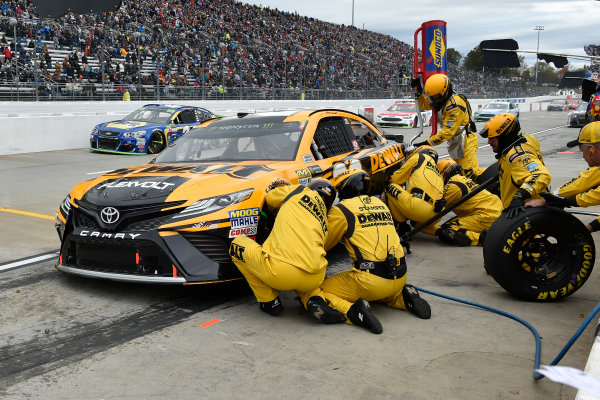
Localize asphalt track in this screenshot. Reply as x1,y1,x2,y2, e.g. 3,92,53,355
1,110,600,399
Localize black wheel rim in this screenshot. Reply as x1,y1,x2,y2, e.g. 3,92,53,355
515,232,571,285
147,132,164,154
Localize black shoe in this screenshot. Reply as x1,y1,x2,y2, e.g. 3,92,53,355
477,230,488,246
402,285,431,319
395,221,411,236
306,296,346,324
346,298,383,334
259,296,284,316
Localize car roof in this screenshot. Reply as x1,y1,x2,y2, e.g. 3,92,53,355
140,104,210,111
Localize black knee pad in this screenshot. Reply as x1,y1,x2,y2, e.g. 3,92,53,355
438,228,471,246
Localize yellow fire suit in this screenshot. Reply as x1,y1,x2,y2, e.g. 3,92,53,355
385,152,444,235
497,134,552,208
433,174,502,245
418,93,483,179
555,166,600,230
230,184,328,306
321,195,409,316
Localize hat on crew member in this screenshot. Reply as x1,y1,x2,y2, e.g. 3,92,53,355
567,121,600,148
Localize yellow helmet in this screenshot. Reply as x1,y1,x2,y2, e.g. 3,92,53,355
424,74,451,107
412,144,438,163
437,158,462,181
479,113,520,139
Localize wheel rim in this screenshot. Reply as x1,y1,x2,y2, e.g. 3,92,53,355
516,233,570,285
147,132,164,154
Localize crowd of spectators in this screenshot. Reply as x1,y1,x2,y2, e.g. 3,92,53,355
0,0,582,99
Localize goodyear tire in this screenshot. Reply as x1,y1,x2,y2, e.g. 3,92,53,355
483,207,595,301
147,131,165,154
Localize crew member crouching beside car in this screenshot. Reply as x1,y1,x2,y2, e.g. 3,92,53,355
432,159,502,246
229,179,345,324
320,169,431,335
480,113,551,219
528,121,600,233
384,145,445,237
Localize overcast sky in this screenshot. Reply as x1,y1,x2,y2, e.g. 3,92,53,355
246,0,599,70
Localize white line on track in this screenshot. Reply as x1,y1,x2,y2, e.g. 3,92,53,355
0,251,59,272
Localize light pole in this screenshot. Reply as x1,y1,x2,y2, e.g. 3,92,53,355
134,31,142,100
9,18,19,100
534,25,544,87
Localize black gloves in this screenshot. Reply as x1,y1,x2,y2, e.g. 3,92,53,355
505,189,530,219
410,77,423,96
412,140,428,148
434,198,446,213
540,192,577,208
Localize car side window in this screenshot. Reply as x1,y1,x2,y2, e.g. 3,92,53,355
311,117,355,159
344,117,381,149
177,110,196,124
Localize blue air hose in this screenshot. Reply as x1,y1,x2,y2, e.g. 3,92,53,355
414,286,600,380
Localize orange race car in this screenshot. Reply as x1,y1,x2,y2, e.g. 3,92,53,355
55,109,408,284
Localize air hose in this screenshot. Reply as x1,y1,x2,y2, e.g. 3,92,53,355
414,286,600,380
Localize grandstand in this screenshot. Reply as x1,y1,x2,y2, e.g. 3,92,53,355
0,0,539,101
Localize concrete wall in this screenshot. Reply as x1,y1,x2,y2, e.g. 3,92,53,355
0,96,564,155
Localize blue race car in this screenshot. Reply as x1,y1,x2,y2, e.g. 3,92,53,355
89,104,217,154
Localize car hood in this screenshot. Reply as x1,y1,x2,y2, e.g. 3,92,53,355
97,120,164,132
75,162,292,208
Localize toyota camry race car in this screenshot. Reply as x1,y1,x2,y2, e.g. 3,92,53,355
375,101,432,127
89,104,217,155
56,109,408,284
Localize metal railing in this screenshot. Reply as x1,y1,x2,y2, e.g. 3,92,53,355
0,82,410,101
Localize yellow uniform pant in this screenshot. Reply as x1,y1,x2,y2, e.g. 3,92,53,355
386,184,439,236
321,268,408,315
456,132,484,180
437,214,496,246
231,235,325,306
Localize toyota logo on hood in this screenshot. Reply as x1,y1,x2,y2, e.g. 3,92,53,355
100,207,120,224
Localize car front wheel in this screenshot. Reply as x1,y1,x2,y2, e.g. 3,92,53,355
147,131,165,154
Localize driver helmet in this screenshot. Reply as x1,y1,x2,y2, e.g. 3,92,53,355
437,158,462,183
412,144,439,163
331,169,371,201
307,178,336,210
424,74,453,109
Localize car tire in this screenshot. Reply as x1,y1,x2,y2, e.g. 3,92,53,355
413,117,418,128
147,131,165,154
483,207,595,302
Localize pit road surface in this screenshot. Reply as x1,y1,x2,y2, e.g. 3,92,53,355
1,110,599,399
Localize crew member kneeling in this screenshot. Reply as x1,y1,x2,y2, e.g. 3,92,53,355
229,179,345,324
433,159,502,246
321,169,431,334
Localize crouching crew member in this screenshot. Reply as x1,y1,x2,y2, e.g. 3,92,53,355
433,159,502,246
411,73,483,180
321,169,431,334
480,113,551,219
532,122,600,232
385,145,444,236
229,179,345,324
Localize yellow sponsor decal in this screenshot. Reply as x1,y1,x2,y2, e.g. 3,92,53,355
295,168,312,179
106,121,147,129
428,28,446,69
369,143,404,173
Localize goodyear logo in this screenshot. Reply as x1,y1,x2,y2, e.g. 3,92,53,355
428,28,446,69
370,143,404,174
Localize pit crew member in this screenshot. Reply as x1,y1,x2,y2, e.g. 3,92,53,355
530,122,600,232
229,179,345,324
433,159,502,246
411,74,483,180
384,145,444,236
321,169,431,334
479,113,551,219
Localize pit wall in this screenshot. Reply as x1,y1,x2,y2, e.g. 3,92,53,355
0,96,564,155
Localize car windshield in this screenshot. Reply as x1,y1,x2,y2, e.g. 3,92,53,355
154,116,305,162
484,103,509,110
388,104,414,112
123,107,175,123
